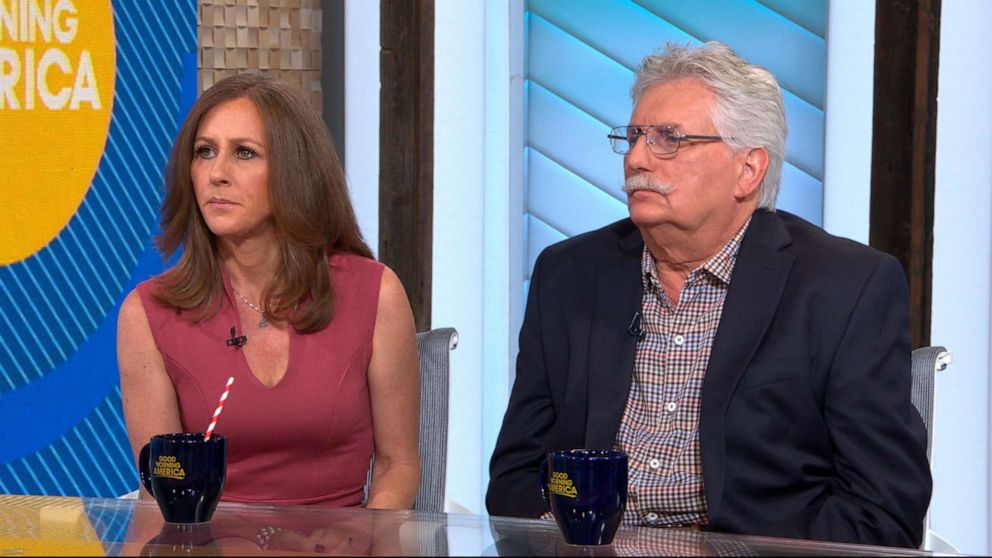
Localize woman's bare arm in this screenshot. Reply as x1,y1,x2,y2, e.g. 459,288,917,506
117,289,183,495
365,267,420,509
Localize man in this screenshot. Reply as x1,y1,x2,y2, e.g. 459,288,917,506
486,42,931,548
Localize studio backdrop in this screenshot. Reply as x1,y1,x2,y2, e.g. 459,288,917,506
0,0,198,497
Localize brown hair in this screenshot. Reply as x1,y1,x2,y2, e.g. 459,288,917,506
154,73,371,332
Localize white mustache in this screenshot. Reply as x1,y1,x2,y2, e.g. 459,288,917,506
622,175,674,195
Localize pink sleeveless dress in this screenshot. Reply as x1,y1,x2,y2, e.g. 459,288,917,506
136,252,383,507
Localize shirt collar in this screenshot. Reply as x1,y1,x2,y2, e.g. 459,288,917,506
640,216,752,287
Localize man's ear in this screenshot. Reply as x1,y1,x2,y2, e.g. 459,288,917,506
734,147,769,201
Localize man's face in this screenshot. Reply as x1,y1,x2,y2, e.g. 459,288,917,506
624,78,749,233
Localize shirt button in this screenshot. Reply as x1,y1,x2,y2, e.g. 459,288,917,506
649,458,661,469
673,334,685,345
646,512,659,522
665,402,678,413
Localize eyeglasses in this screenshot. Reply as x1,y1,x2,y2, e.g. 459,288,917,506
608,125,728,156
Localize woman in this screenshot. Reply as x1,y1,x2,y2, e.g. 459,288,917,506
118,73,420,509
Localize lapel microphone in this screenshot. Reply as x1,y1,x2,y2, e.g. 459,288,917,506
627,312,646,339
226,326,247,348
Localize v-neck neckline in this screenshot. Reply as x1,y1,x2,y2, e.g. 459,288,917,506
220,269,293,390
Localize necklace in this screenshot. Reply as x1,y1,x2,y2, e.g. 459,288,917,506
233,289,269,328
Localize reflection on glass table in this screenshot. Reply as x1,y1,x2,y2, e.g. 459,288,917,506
0,494,954,556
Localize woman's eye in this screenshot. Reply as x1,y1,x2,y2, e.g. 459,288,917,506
194,145,215,158
236,146,256,159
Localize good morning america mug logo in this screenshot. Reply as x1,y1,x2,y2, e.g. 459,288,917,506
0,0,115,264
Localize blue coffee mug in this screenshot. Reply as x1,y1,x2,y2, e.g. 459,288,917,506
543,449,628,546
139,433,227,524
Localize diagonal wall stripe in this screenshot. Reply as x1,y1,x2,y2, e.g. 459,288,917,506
93,405,137,489
88,187,141,254
4,276,60,364
113,71,172,147
0,335,26,390
758,0,825,35
93,176,144,245
16,262,83,342
0,390,142,497
45,446,85,496
526,213,568,277
83,417,132,490
635,0,825,106
154,4,196,61
107,106,167,203
59,439,102,496
4,464,28,495
73,427,117,495
58,230,109,309
35,252,96,334
529,13,634,127
0,283,45,378
528,82,624,198
114,8,176,132
531,0,694,71
528,147,628,233
102,128,160,218
76,204,129,277
7,270,67,361
64,227,115,304
32,453,67,496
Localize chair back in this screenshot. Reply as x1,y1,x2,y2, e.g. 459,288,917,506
413,327,458,512
910,346,951,463
909,345,957,552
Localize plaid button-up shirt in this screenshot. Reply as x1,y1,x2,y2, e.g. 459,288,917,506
614,218,750,527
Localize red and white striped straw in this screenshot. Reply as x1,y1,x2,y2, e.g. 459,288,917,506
204,376,235,441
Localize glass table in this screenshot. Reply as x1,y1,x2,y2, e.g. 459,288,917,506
0,494,953,556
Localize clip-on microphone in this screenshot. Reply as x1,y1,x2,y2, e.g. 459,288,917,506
628,312,646,340
226,326,247,348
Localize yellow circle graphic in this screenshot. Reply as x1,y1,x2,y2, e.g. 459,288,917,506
0,0,116,265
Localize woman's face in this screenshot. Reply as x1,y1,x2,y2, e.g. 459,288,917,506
191,97,274,243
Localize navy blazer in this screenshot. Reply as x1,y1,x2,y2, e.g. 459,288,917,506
486,210,931,548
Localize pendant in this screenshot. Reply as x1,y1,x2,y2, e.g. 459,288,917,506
259,315,269,328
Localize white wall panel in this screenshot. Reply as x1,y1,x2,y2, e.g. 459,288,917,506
930,1,992,553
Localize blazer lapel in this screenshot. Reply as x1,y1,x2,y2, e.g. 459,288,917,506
699,210,794,518
584,223,644,449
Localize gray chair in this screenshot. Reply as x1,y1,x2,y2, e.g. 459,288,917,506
909,345,957,553
412,327,458,512
364,327,458,513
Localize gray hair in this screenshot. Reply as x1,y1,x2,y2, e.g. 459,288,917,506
631,41,787,210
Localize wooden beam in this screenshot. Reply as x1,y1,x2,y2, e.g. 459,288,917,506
321,0,345,162
870,0,941,349
379,0,435,331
